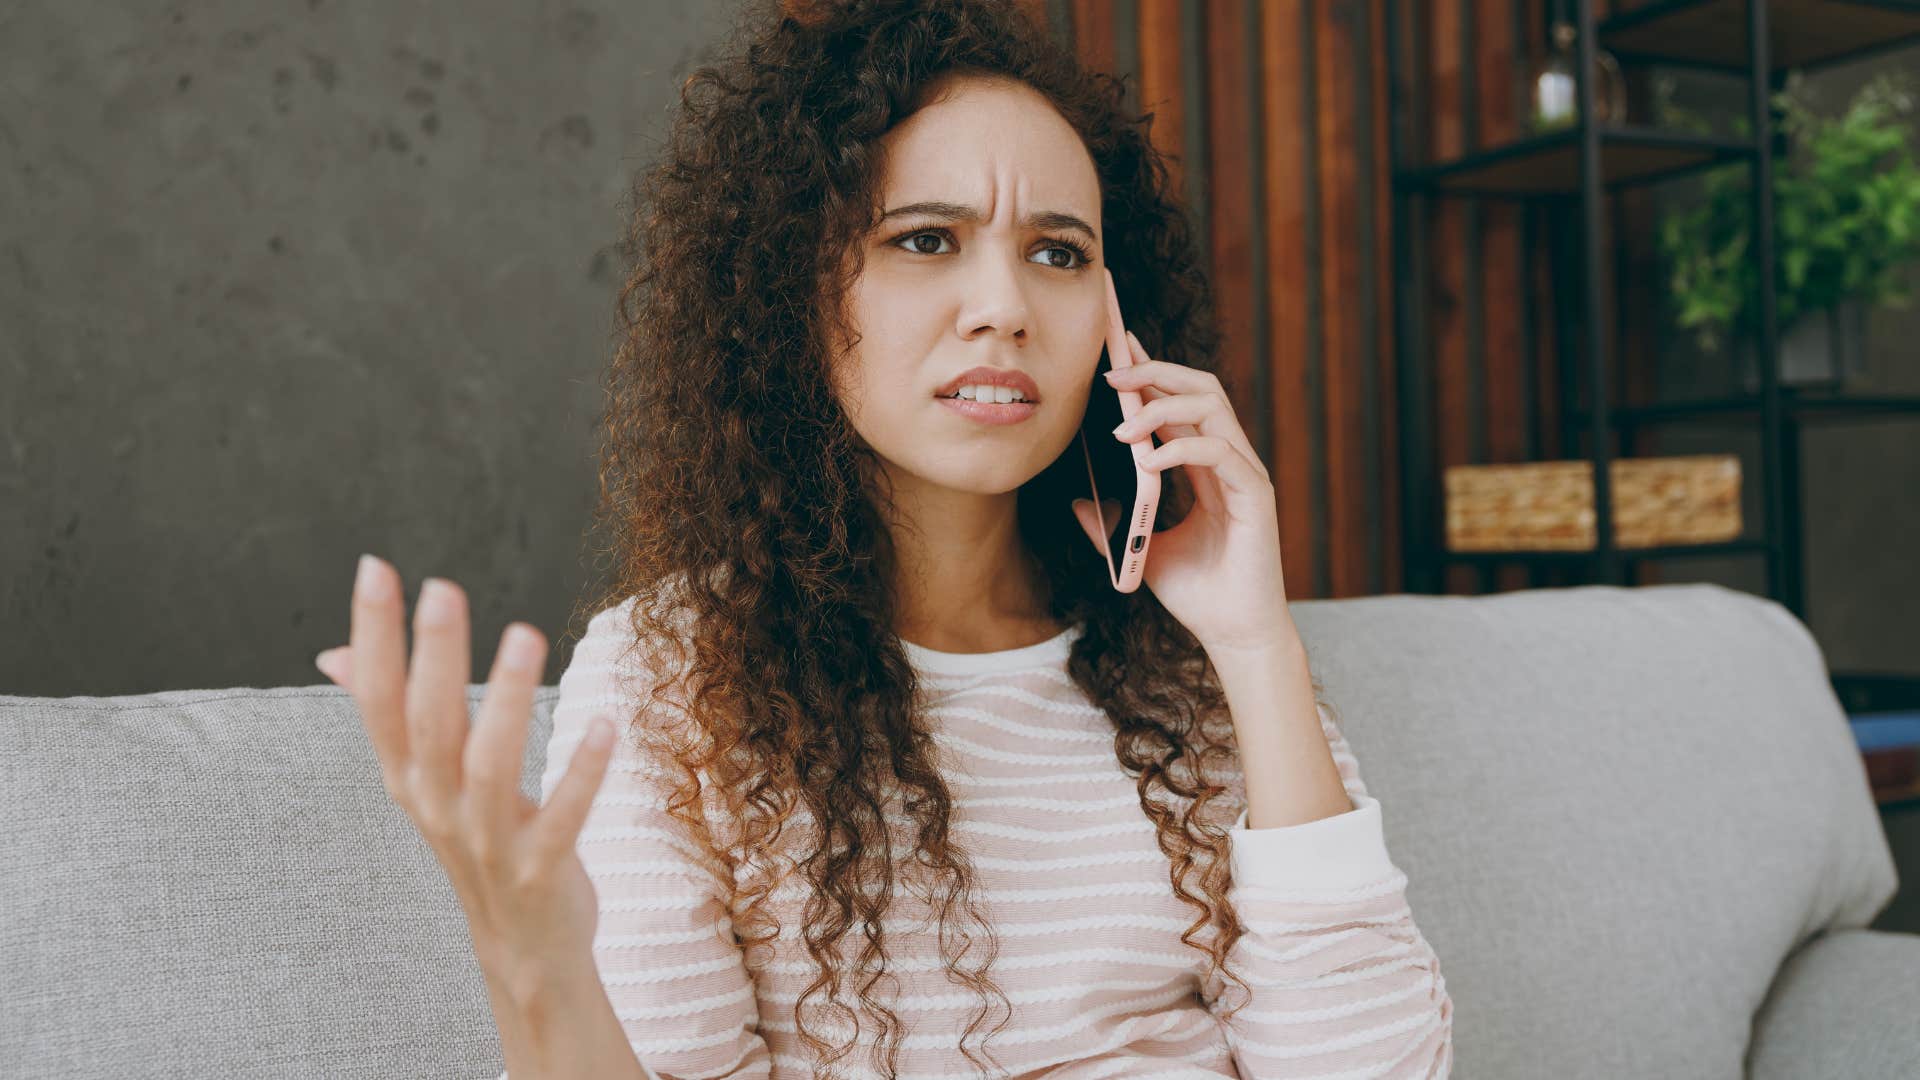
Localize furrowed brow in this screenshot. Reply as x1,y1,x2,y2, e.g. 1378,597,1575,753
878,201,1098,243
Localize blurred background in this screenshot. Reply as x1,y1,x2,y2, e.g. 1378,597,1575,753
3,1,1916,862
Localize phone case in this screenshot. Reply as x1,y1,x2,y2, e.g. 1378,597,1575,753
1078,267,1159,593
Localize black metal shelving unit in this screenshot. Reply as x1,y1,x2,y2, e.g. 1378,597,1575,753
1384,0,1920,753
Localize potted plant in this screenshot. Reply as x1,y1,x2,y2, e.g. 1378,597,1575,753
1655,71,1920,391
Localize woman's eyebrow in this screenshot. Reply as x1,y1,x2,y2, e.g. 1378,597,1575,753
878,200,1097,243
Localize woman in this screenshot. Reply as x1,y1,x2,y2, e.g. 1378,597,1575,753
315,1,1453,1077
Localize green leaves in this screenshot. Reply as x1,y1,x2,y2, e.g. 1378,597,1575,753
1655,72,1920,353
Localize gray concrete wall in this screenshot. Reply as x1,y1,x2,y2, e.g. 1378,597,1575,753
3,0,741,692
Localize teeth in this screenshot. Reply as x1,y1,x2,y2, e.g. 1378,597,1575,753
948,384,1030,403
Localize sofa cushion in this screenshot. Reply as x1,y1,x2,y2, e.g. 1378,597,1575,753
0,582,1902,1079
1746,927,1920,1078
1284,582,1899,1079
0,684,559,1079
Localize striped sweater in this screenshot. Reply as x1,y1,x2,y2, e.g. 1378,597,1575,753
514,599,1452,1079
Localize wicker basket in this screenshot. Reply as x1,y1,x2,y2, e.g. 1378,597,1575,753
1443,454,1742,552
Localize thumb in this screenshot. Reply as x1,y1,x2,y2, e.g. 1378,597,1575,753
315,646,352,685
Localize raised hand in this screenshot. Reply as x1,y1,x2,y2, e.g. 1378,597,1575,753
314,554,620,998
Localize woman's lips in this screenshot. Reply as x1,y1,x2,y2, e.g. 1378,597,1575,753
935,396,1039,426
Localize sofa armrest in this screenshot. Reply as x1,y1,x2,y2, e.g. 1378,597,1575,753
1747,928,1920,1080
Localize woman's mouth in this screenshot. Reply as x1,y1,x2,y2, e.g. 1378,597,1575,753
935,392,1039,426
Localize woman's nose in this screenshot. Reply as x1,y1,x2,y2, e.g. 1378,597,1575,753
956,253,1033,336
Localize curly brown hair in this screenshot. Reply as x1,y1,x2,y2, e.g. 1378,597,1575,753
566,1,1331,1076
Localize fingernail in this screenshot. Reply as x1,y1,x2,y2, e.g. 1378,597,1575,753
355,554,381,598
1111,421,1131,436
418,578,459,625
1103,369,1121,381
314,648,339,680
585,716,615,748
501,623,542,672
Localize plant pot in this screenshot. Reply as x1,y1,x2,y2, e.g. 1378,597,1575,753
1736,299,1869,393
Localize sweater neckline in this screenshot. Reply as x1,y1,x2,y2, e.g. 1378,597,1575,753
901,621,1084,675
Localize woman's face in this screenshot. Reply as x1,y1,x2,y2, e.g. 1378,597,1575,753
831,73,1106,504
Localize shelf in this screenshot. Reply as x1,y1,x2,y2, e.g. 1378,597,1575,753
1570,391,1920,428
1395,125,1755,197
1438,538,1771,565
1875,784,1920,812
1600,0,1920,75
1835,671,1920,714
1387,1,1911,614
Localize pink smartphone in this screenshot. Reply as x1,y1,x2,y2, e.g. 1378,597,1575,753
1077,267,1160,593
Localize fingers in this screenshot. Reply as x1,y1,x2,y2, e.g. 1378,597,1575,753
463,622,547,839
1108,338,1224,398
1111,391,1265,479
348,555,413,786
1107,344,1266,482
1137,434,1272,500
404,577,472,805
525,715,620,861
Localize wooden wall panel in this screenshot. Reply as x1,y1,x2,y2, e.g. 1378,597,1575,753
1136,0,1189,200
1048,0,1645,600
1315,0,1374,599
1201,0,1273,582
1058,0,1401,600
1370,0,1402,594
1065,0,1116,73
1425,0,1478,596
1202,0,1259,454
1258,1,1322,604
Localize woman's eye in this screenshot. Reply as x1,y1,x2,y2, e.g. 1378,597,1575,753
1035,245,1084,269
899,230,951,255
892,229,1087,269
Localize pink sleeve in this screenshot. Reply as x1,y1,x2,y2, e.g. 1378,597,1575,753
532,600,772,1080
1206,701,1455,1078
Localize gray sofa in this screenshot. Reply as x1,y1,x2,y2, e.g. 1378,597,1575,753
3,582,1914,1078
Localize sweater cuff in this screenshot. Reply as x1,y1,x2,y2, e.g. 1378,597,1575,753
1227,792,1397,890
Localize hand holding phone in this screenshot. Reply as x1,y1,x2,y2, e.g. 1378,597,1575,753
1074,268,1160,593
